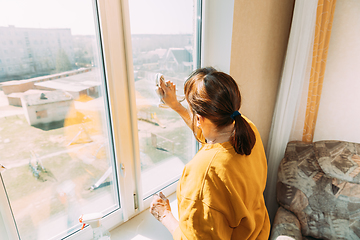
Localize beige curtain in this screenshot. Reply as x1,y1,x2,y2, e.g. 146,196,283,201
264,0,319,222
302,0,337,143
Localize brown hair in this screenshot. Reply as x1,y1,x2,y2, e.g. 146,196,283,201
184,67,256,155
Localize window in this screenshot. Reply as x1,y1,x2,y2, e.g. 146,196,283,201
0,1,120,239
0,0,201,239
128,0,200,201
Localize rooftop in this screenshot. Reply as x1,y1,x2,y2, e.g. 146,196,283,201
34,70,101,92
23,90,73,106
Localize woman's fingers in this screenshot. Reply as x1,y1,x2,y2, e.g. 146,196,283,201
159,78,175,91
159,77,166,88
149,193,170,221
156,77,179,109
159,192,167,200
156,86,164,98
167,81,175,89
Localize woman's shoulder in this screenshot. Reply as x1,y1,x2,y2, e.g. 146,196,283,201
188,146,241,188
242,115,265,149
242,115,258,133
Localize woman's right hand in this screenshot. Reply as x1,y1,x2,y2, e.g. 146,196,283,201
157,78,182,110
156,76,192,129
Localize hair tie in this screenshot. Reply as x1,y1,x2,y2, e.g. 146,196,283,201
230,111,241,120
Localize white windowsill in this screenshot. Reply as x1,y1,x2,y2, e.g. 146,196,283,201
110,192,178,240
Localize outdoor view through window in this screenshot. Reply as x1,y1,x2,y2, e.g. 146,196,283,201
0,0,198,239
128,0,196,198
0,1,119,239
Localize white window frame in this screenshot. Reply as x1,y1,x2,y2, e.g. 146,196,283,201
0,0,202,239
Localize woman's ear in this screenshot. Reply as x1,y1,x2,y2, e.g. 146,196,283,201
196,114,203,127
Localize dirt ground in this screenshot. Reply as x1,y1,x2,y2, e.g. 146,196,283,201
0,97,116,239
0,78,192,239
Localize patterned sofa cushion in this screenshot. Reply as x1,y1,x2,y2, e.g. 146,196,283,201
271,206,302,240
314,140,360,184
277,141,360,240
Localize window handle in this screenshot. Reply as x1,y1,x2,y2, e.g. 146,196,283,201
119,163,125,177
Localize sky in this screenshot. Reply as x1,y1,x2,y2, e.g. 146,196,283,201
128,0,194,34
0,0,97,35
0,0,194,35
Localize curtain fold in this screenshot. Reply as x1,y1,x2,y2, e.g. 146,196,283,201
264,0,318,222
302,0,337,143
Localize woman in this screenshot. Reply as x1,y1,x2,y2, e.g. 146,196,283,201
150,67,270,239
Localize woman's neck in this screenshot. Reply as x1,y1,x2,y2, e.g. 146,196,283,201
205,124,234,144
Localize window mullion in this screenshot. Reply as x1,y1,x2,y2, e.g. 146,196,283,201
195,0,203,70
97,0,138,221
119,0,144,213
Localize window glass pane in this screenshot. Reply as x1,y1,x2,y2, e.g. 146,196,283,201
129,0,196,198
0,1,119,239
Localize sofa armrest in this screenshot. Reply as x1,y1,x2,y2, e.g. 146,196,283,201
270,206,302,240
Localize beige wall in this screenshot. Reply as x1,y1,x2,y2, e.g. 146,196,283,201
230,0,295,149
313,0,360,143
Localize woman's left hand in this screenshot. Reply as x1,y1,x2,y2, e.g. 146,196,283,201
149,192,171,222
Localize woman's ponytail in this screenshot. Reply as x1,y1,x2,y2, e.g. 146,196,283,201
231,114,256,155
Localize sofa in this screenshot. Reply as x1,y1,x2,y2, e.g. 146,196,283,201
270,140,360,240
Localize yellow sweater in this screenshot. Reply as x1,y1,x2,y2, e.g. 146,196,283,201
173,118,270,240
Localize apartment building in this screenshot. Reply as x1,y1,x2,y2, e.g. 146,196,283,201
0,26,75,81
